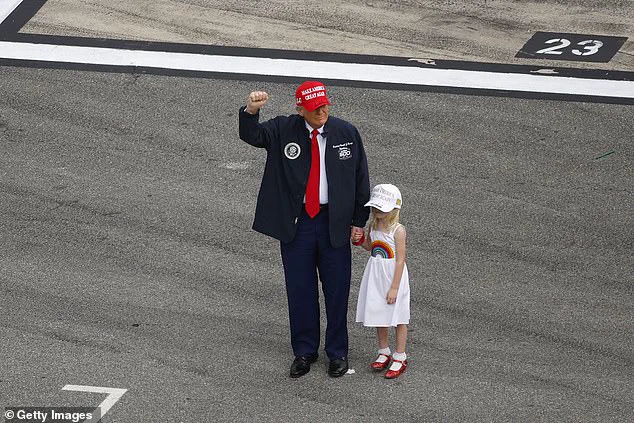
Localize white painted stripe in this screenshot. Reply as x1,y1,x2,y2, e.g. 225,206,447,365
0,0,24,24
62,384,127,422
1,41,633,99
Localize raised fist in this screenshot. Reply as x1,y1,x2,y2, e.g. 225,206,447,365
246,91,269,114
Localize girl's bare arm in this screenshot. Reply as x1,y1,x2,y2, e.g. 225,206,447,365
387,225,407,304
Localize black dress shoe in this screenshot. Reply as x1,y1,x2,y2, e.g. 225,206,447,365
328,358,348,378
290,355,318,378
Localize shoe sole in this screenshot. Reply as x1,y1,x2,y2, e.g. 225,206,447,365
290,370,309,378
385,367,406,379
370,363,390,371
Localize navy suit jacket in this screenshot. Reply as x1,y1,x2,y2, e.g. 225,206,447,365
238,106,370,248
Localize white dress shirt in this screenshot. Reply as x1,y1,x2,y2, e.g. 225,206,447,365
305,122,328,204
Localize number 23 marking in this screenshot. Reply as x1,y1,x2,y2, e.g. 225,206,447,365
535,38,603,56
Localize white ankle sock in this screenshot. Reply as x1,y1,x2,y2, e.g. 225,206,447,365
378,347,391,356
389,352,407,370
375,347,391,363
392,352,406,361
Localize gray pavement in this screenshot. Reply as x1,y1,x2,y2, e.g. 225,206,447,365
1,1,633,422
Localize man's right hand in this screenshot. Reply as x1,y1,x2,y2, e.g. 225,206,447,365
245,91,269,114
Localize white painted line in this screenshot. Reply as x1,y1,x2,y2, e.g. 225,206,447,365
1,41,633,99
0,0,24,25
62,385,127,422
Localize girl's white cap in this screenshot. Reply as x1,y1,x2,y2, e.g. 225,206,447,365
364,184,402,212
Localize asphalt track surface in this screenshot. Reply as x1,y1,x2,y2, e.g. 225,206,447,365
1,1,633,423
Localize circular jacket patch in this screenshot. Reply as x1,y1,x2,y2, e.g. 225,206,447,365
284,142,301,159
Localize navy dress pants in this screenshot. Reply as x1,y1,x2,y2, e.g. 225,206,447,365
280,208,351,360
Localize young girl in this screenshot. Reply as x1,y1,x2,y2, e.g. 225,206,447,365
354,184,410,379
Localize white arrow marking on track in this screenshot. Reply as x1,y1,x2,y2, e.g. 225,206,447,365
62,385,128,422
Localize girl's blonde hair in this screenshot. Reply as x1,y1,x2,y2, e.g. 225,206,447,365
369,208,400,232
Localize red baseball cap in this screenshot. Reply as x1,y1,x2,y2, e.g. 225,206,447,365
295,81,331,111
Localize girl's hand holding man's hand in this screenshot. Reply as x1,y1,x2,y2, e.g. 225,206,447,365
351,227,365,246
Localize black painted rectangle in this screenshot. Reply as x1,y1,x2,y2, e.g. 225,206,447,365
516,31,627,62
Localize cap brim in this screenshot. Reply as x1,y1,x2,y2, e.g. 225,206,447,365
364,201,394,212
301,97,331,112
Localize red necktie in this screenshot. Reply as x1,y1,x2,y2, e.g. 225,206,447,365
305,129,320,218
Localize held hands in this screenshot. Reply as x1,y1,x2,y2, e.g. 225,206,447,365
386,287,398,304
350,226,365,245
245,91,269,114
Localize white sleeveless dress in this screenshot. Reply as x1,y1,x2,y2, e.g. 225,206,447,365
356,225,410,327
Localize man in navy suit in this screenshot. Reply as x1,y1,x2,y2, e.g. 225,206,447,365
239,81,370,377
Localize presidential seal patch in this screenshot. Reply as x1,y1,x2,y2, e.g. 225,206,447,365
284,142,301,159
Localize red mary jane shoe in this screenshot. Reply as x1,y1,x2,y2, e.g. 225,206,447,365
370,354,391,371
384,359,407,379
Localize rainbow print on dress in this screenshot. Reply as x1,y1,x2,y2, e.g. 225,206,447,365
371,240,395,259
